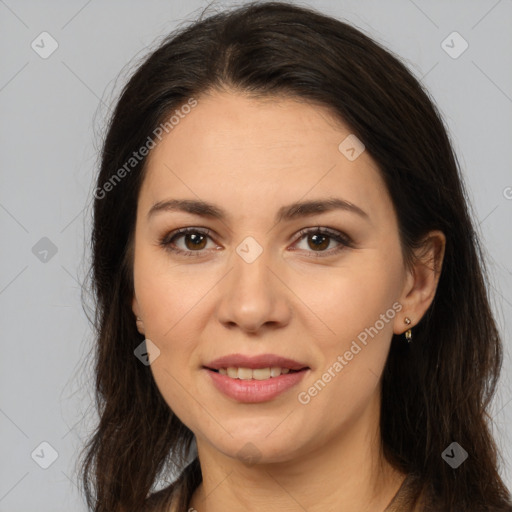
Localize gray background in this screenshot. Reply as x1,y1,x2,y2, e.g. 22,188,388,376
1,0,511,510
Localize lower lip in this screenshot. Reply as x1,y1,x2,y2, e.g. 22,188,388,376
204,368,309,403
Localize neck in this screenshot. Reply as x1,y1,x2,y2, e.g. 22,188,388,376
188,394,406,512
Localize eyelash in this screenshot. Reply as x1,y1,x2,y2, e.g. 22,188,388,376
159,227,353,258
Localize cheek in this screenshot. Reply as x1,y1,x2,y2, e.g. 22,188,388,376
295,285,396,429
137,270,201,422
289,253,401,412
290,256,401,348
138,275,202,369
132,255,204,395
135,250,217,340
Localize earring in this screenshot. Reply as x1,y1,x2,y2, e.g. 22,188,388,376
404,317,412,343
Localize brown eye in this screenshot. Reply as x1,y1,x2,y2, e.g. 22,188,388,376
292,227,353,256
160,228,215,256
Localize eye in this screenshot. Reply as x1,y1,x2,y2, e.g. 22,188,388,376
159,227,218,256
291,227,353,257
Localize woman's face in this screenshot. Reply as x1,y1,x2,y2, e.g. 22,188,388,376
131,90,414,464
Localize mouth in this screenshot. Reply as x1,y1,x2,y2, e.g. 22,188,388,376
204,366,307,380
202,363,310,403
202,353,310,402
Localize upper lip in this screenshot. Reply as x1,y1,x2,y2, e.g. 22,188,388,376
204,353,309,371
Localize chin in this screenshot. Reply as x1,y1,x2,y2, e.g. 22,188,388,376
203,429,307,466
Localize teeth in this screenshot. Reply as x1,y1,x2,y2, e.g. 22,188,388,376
227,367,238,378
253,368,270,380
238,367,253,380
270,367,282,378
219,366,292,379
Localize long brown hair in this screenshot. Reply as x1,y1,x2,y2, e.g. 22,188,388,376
78,2,512,510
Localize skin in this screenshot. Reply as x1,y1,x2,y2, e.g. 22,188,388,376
131,89,445,512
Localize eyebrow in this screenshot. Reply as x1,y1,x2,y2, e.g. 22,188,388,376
147,197,369,223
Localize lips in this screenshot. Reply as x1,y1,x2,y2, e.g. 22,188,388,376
204,366,309,403
204,353,309,371
203,353,310,402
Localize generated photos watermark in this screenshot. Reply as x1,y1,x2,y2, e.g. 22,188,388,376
94,97,197,200
297,301,403,404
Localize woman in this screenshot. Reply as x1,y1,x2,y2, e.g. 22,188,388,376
79,2,512,511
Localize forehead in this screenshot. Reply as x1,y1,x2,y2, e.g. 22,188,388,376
140,91,392,222
148,91,352,165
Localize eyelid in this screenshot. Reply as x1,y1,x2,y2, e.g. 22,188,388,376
159,226,353,256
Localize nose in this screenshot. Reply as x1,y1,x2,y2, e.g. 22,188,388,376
214,244,292,335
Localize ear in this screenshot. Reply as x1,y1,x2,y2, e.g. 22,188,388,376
394,230,446,334
132,296,145,335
